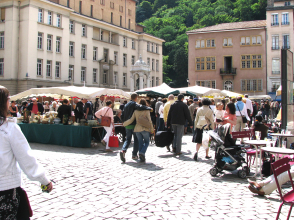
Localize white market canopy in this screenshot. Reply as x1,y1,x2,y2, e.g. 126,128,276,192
11,86,131,101
176,86,222,97
135,83,178,97
220,90,243,98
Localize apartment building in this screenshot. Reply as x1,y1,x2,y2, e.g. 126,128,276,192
266,0,293,93
0,0,164,95
187,21,267,95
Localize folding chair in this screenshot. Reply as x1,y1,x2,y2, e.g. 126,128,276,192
271,157,294,220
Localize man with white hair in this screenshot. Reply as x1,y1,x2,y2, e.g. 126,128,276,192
27,98,44,115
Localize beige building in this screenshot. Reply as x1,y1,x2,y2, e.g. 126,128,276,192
0,0,164,95
266,0,293,93
187,21,267,95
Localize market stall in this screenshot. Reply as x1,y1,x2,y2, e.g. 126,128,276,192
220,90,243,98
135,83,178,97
175,86,221,97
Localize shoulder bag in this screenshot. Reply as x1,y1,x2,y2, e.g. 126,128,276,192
100,107,111,127
237,105,248,123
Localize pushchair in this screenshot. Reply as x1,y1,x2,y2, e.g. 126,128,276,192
208,124,248,178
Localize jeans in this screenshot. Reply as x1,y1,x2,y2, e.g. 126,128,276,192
157,118,165,132
172,124,184,154
87,114,93,120
135,131,150,155
122,128,139,156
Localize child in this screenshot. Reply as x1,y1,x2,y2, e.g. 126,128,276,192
215,102,224,123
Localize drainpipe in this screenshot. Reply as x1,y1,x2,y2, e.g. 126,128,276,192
17,1,21,92
125,0,126,28
265,27,268,95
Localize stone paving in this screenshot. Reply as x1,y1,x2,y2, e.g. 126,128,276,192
22,134,293,219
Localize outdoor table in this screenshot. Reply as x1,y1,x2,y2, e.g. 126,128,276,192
244,140,273,178
261,147,294,161
18,123,92,148
270,133,294,147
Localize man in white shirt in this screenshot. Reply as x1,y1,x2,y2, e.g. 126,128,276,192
98,95,106,110
244,94,253,125
234,96,250,138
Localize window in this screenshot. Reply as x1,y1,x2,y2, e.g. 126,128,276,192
82,24,86,37
69,20,74,34
285,1,291,6
257,36,262,45
224,81,233,91
100,0,105,5
151,43,154,52
241,55,262,69
252,36,256,45
241,79,262,92
93,47,97,61
56,14,61,27
81,67,86,82
67,0,70,7
156,44,158,53
196,57,216,71
0,32,3,49
147,58,150,66
223,38,232,47
147,42,150,51
201,40,205,48
272,35,279,50
283,34,290,49
0,8,5,22
110,2,114,9
272,58,280,74
93,68,97,83
123,54,127,66
196,80,216,89
119,6,123,12
47,35,52,51
205,39,215,48
123,37,127,47
69,65,74,80
152,59,154,70
132,39,135,49
81,44,86,59
37,59,42,76
48,11,52,25
114,52,118,64
131,56,135,65
37,33,42,49
120,16,122,27
38,9,43,22
152,77,154,87
156,60,159,71
55,62,60,78
90,5,93,17
156,77,159,86
46,60,52,77
123,73,127,86
111,12,113,24
103,70,107,84
128,9,132,16
241,37,245,45
104,49,108,62
56,37,61,53
271,13,279,26
100,30,103,41
282,13,289,25
246,37,250,45
128,19,131,29
114,72,118,85
69,42,74,57
0,58,4,76
79,1,82,13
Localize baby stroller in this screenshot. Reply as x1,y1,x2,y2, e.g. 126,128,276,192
208,124,248,178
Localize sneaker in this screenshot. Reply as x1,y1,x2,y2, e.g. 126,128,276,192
193,152,198,161
120,151,126,163
132,155,138,160
205,156,212,159
139,154,145,162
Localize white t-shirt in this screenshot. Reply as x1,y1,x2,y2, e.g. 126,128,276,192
215,110,224,120
159,104,164,118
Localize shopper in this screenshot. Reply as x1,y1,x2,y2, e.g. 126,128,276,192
167,94,193,155
157,98,167,132
155,97,163,130
83,98,93,120
234,96,250,136
9,101,18,117
193,98,214,161
120,93,151,163
73,98,84,122
27,98,44,115
57,99,72,123
123,98,153,162
95,100,115,152
188,98,199,124
0,86,53,219
163,94,175,152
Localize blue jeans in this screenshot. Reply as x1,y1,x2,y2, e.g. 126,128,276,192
172,124,184,154
136,131,150,155
122,128,139,156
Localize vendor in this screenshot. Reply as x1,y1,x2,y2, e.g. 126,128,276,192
57,99,72,123
50,101,58,111
27,98,44,115
74,98,84,122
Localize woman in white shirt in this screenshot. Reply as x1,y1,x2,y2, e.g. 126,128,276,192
0,86,53,219
157,98,167,131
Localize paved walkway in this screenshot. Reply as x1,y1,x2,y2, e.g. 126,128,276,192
23,134,291,219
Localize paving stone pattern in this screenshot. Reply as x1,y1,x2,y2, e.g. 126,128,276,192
23,134,293,219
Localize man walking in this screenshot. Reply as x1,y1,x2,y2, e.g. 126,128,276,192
155,98,163,130
163,94,175,152
244,94,253,126
235,96,250,143
120,93,151,163
167,94,193,155
74,98,84,122
188,98,199,129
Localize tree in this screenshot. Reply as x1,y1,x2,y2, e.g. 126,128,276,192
173,47,188,87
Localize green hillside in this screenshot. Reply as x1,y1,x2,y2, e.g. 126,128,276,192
136,0,267,87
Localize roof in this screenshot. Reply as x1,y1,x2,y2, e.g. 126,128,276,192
187,20,267,34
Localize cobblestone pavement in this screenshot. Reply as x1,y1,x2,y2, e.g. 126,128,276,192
23,134,293,219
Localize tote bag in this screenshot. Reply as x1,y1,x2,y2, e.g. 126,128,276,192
100,108,111,127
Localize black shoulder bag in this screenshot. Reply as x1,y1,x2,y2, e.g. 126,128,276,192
237,105,248,123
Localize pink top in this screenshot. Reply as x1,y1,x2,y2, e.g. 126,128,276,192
32,104,38,114
95,107,114,123
223,111,237,129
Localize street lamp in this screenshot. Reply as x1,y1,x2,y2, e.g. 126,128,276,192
187,78,190,86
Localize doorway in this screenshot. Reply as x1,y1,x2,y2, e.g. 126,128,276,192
224,56,232,71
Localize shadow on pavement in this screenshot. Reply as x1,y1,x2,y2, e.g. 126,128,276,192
211,172,248,183
124,161,164,171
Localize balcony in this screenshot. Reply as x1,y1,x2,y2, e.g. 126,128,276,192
220,68,237,79
282,45,290,49
272,71,280,74
271,22,279,26
282,21,290,25
272,46,280,50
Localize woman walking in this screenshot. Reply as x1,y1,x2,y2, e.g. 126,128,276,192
157,98,167,131
223,102,237,132
193,98,214,161
123,99,153,162
95,100,115,152
0,86,53,219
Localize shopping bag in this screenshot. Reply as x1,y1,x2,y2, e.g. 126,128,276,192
202,130,210,150
108,132,119,147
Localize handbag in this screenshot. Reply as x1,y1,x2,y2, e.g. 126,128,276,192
237,105,248,123
108,132,119,147
100,107,111,127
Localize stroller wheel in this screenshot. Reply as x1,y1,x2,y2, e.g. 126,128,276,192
209,167,218,176
243,166,250,175
238,170,247,179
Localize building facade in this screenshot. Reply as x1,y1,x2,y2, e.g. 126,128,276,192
0,0,164,95
266,0,293,93
187,21,267,95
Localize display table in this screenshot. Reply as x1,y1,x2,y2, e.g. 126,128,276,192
18,123,92,148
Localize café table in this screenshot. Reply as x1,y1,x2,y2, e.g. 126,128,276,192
261,146,294,161
270,133,294,147
244,140,273,178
